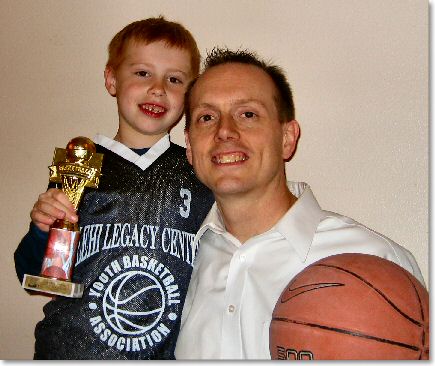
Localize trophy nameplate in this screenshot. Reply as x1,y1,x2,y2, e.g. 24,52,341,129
22,136,103,298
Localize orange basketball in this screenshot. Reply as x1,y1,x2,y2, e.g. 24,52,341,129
270,253,429,360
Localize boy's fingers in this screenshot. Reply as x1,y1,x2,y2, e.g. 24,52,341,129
30,208,55,232
50,189,76,211
33,189,78,224
34,200,66,220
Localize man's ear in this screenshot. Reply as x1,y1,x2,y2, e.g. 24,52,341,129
282,120,300,160
185,130,193,165
104,66,117,97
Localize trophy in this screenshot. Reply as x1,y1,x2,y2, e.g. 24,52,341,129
22,136,103,298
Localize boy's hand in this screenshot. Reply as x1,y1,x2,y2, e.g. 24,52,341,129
30,188,78,232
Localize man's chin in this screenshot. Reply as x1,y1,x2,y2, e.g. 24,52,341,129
210,179,250,199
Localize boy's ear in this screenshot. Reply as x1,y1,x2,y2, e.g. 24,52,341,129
104,66,117,97
185,130,193,165
282,120,300,160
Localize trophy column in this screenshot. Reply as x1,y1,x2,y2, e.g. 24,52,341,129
22,136,103,298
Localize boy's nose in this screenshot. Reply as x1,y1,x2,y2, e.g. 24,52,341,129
148,81,165,97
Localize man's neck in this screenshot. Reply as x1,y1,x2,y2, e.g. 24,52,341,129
216,183,297,244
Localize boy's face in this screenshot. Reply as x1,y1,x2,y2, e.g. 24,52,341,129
105,40,193,147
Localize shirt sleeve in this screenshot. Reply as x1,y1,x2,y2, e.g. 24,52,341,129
14,222,48,284
400,246,426,288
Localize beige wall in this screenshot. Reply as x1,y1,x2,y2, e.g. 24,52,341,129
0,0,428,359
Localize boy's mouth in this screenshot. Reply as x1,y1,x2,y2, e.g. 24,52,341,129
139,103,167,118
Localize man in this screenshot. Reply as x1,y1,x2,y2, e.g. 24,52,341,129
174,48,424,359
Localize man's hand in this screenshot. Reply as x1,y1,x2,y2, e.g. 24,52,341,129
30,188,78,232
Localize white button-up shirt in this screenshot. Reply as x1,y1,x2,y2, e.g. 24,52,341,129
175,182,424,360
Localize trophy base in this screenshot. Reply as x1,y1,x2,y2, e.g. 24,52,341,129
22,274,83,298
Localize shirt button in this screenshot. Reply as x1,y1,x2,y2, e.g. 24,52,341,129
228,304,236,313
240,254,246,262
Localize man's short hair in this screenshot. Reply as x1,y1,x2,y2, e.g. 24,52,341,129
185,47,295,130
106,16,200,76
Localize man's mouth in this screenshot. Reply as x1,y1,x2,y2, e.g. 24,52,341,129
212,152,249,164
139,103,167,117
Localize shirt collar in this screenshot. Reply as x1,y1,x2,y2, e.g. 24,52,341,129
274,182,324,262
196,202,225,238
195,181,324,263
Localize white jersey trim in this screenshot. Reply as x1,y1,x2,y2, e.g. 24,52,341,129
93,134,171,171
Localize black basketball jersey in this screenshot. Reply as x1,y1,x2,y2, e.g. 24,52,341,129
34,136,214,359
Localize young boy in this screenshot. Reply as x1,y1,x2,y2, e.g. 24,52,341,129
14,17,214,360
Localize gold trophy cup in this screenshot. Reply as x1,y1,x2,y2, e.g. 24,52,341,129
22,136,103,298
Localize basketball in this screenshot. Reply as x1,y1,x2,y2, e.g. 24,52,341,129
270,253,429,360
66,136,96,163
103,271,165,335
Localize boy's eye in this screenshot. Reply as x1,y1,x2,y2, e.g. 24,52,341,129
135,71,150,77
169,76,182,84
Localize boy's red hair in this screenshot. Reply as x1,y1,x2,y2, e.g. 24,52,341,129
106,16,200,76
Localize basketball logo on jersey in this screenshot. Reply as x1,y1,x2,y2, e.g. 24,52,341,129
87,254,180,353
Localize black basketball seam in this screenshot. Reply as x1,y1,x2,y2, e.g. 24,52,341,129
281,283,345,303
272,317,420,352
404,272,427,360
316,263,423,327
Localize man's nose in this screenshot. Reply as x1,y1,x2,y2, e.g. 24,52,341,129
215,115,240,141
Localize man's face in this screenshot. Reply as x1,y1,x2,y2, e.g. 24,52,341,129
186,63,299,200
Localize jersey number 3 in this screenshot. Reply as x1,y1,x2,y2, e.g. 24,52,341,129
179,188,191,218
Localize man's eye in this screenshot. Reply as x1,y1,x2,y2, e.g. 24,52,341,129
135,71,149,77
198,114,214,123
242,111,256,118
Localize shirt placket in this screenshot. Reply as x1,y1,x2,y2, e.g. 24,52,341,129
220,249,246,358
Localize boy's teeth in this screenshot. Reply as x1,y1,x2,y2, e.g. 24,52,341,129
142,104,165,113
216,153,248,164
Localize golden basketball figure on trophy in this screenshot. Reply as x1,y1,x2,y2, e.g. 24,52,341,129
22,137,103,298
